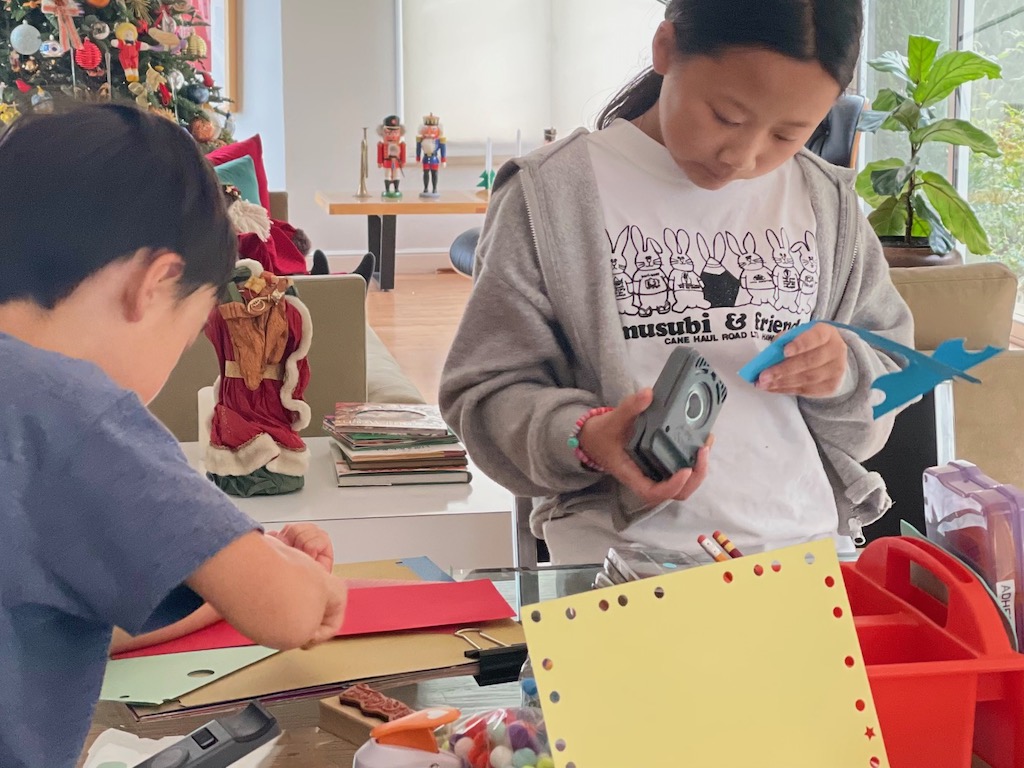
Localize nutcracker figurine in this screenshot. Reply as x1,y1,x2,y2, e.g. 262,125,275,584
415,113,446,198
377,114,406,199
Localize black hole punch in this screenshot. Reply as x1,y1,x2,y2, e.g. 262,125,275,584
530,610,542,623
598,599,610,612
550,691,561,703
556,739,567,752
565,607,577,620
654,586,665,599
618,595,629,607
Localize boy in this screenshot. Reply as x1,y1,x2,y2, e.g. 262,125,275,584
0,103,347,768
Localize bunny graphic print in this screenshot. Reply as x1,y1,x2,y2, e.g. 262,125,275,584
584,119,840,557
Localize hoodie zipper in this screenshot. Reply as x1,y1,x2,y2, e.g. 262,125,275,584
522,184,541,261
828,186,860,318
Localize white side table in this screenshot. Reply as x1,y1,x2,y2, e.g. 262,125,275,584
181,437,516,572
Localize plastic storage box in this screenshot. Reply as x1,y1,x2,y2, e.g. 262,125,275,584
844,537,1024,768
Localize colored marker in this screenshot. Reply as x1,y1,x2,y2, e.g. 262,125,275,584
698,535,730,563
713,530,744,559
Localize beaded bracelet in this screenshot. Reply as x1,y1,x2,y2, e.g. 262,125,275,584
567,406,614,472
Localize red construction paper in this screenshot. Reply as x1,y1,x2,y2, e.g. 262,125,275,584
113,580,515,660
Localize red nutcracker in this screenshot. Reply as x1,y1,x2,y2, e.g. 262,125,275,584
377,114,406,199
415,113,446,198
111,22,150,83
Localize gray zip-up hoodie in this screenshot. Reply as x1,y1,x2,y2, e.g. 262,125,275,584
440,128,914,544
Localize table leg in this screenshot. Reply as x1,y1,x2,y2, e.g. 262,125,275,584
378,215,397,291
366,214,382,288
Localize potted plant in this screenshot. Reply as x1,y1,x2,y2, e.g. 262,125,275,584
858,35,1002,267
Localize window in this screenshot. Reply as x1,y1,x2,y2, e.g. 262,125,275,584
863,0,1024,326
400,0,662,149
960,2,1024,319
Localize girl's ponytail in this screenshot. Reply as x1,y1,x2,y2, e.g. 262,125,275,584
597,68,664,129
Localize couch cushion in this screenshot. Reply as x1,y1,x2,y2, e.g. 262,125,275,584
213,155,262,206
953,352,1024,488
890,262,1017,350
366,326,425,404
207,135,272,212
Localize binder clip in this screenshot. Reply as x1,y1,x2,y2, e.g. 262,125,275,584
454,628,528,686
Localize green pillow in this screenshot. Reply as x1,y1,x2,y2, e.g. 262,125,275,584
213,155,262,207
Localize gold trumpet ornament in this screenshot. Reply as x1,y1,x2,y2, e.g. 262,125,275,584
355,127,371,199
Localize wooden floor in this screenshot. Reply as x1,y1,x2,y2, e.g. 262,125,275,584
365,270,474,401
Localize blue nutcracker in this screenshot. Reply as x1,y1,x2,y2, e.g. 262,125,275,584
415,113,447,198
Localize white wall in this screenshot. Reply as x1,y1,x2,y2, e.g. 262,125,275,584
231,0,286,190
276,0,486,261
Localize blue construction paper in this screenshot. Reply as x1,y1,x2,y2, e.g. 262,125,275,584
398,556,453,582
737,320,1003,420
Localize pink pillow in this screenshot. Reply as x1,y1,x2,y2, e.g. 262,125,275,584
207,135,271,212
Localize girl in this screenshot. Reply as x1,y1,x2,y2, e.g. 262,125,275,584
440,0,913,565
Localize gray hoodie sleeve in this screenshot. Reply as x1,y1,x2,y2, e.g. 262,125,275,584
440,171,605,497
801,211,915,462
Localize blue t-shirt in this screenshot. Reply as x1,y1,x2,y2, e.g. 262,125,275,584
0,334,260,768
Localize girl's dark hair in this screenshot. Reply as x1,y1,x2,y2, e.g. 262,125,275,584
0,102,237,308
598,0,863,128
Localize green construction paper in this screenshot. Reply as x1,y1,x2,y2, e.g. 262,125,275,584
100,646,278,706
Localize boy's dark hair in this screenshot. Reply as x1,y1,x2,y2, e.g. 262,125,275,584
598,0,863,128
0,102,237,309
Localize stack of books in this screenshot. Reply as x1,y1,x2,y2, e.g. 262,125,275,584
323,403,471,487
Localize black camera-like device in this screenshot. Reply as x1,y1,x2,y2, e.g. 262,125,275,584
627,347,727,482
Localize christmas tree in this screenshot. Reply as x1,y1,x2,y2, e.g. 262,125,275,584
0,0,233,150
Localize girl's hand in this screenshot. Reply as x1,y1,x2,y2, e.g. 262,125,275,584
757,323,849,397
578,389,713,505
267,524,335,573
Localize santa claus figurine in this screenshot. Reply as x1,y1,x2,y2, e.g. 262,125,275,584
203,260,312,497
377,114,406,199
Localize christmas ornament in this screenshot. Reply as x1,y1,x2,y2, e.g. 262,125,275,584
127,81,149,106
10,21,43,55
124,0,152,23
39,36,64,57
201,71,213,87
165,69,184,91
180,82,209,103
9,52,20,72
201,107,225,139
85,0,110,6
15,79,32,93
89,20,110,39
41,0,83,51
185,32,206,57
148,7,178,47
157,82,171,105
0,102,20,125
111,22,150,82
74,38,101,69
144,63,165,89
31,88,54,113
189,116,215,143
20,57,38,73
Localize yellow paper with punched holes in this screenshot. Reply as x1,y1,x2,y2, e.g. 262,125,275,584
523,539,889,768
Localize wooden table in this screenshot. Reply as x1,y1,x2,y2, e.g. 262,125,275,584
315,190,488,291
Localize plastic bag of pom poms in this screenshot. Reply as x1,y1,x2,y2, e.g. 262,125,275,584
439,707,553,768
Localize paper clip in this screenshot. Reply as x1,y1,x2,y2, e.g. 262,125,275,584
454,628,528,687
454,628,509,651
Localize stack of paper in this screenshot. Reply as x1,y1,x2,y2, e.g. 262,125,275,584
324,403,470,487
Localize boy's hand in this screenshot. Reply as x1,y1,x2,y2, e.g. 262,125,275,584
757,323,849,397
578,389,712,505
302,575,348,649
267,524,334,572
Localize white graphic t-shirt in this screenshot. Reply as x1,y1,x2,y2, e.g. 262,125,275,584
587,119,838,556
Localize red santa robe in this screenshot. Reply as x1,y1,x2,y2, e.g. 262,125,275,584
203,259,312,496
